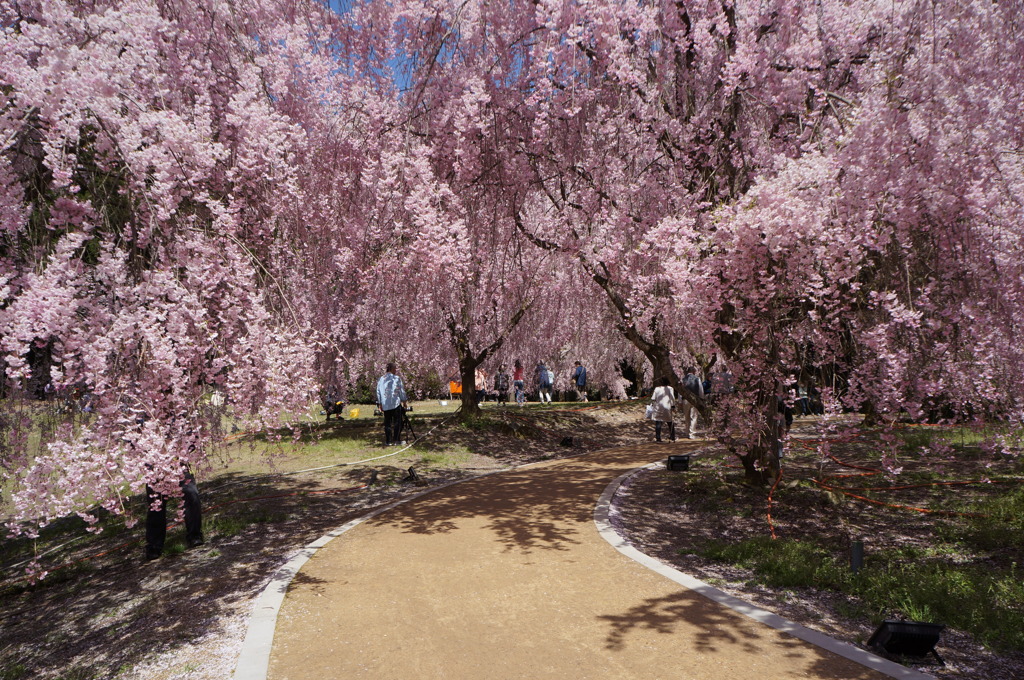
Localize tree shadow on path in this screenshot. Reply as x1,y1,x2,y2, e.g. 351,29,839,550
598,590,889,679
372,443,696,554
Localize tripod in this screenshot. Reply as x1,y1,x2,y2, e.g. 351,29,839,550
401,407,416,439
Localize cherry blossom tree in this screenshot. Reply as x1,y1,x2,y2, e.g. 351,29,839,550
493,0,872,478
502,0,1024,481
337,0,592,417
346,142,545,415
0,0,358,535
4,0,1023,545
691,0,1024,479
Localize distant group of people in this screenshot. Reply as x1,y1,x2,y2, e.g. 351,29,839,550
367,358,831,450
364,359,591,449
43,381,95,414
460,359,590,407
793,381,824,416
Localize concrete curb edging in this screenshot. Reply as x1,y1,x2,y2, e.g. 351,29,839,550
232,452,568,680
231,471,506,680
594,460,936,680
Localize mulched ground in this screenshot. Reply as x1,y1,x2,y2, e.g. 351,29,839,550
611,416,1024,680
1,405,1022,679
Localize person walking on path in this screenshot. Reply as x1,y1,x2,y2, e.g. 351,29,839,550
376,362,409,446
474,367,488,404
512,360,526,406
649,376,676,442
796,382,810,416
681,366,704,438
536,361,553,404
494,366,511,405
572,361,588,402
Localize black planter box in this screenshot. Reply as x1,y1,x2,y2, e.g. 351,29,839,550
868,620,945,659
666,454,690,471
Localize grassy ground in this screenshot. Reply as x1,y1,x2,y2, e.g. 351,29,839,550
0,399,643,680
2,406,1023,679
614,417,1024,679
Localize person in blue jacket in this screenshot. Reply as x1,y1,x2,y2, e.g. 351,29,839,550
572,361,588,402
376,362,409,446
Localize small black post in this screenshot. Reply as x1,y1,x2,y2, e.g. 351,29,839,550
851,539,864,574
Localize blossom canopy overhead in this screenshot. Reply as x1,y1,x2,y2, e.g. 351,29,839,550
1,0,1023,529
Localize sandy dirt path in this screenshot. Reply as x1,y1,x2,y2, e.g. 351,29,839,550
267,442,895,679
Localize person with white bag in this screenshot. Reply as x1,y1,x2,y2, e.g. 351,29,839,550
648,376,676,442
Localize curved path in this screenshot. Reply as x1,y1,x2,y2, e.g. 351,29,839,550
246,442,931,680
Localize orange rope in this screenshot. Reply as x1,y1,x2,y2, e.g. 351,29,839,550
704,429,1008,532
892,422,958,429
826,454,881,473
829,479,1015,493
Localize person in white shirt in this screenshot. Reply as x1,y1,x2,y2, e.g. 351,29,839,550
376,363,409,446
649,376,676,442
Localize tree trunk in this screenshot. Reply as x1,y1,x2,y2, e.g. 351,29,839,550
458,355,482,418
722,377,785,486
648,347,677,386
738,385,784,485
735,449,768,485
446,300,532,423
588,272,715,418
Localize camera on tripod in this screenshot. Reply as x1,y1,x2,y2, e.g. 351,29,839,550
401,406,415,437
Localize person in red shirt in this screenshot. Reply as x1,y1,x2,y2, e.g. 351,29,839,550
512,360,526,406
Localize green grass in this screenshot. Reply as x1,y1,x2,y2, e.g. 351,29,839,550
891,422,1021,457
163,539,187,557
693,535,1024,652
416,448,473,468
687,428,1024,651
1,399,506,577
208,400,464,476
0,663,27,680
946,484,1024,552
694,461,1024,652
212,433,381,476
457,411,506,431
855,558,1024,650
697,537,848,589
3,396,482,494
53,669,97,680
1,398,467,514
